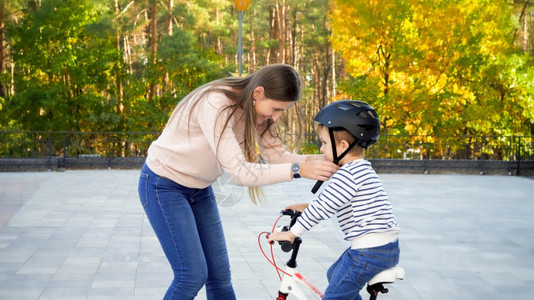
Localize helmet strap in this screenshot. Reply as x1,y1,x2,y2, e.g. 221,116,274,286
328,128,339,164
328,128,359,165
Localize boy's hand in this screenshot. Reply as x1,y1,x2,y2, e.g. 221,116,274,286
286,203,308,212
267,231,297,244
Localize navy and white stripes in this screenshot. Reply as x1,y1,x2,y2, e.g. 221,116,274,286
291,159,399,242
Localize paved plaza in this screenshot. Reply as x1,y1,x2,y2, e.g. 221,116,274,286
0,169,533,300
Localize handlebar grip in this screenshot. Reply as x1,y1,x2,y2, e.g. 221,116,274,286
280,241,293,252
311,180,324,194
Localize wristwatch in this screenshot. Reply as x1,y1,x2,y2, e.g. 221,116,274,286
291,162,301,179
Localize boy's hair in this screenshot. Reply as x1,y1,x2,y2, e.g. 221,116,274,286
318,124,364,156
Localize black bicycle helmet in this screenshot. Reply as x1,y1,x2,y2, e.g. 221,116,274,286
314,100,380,150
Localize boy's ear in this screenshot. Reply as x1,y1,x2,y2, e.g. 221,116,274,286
339,139,350,152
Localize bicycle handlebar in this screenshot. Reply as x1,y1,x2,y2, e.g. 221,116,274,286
276,210,302,252
259,209,304,273
280,209,301,218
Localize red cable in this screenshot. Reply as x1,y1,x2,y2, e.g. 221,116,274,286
257,215,293,280
271,215,284,280
257,231,291,278
271,214,282,233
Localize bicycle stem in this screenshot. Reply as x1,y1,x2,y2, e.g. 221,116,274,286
286,237,302,268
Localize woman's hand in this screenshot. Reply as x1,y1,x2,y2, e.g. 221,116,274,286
299,160,339,181
305,154,327,161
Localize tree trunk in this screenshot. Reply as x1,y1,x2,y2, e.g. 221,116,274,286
166,0,173,36
269,5,278,63
523,5,529,51
0,0,5,98
515,0,530,52
148,0,157,101
124,35,133,75
278,0,286,63
249,8,256,72
162,0,173,94
290,9,298,67
114,0,123,114
331,50,336,97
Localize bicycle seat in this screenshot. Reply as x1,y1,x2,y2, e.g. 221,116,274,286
368,266,405,285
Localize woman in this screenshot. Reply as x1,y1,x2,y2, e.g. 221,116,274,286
138,64,339,299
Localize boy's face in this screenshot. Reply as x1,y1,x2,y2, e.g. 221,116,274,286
318,126,335,162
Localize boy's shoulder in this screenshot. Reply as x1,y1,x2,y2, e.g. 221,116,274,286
341,159,370,170
339,159,378,178
328,160,380,191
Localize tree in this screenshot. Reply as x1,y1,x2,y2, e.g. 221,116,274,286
330,0,532,140
1,0,530,161
242,0,336,149
6,0,119,131
106,0,229,132
0,0,26,103
0,0,5,99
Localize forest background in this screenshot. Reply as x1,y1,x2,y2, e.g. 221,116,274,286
0,0,533,158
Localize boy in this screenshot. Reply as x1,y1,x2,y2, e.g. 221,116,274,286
268,100,400,300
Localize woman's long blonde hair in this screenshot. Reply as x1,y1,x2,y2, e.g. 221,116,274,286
173,64,301,204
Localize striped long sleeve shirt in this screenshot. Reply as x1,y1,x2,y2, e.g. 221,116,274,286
291,159,399,247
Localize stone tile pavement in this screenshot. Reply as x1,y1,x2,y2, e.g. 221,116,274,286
0,170,533,299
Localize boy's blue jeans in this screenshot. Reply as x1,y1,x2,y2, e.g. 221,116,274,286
138,163,236,300
324,240,400,300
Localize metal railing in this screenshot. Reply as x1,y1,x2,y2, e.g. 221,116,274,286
0,131,158,158
1,131,533,173
300,133,533,161
367,135,533,161
0,131,158,170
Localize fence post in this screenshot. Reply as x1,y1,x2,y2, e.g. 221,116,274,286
62,133,67,169
107,133,112,169
517,136,522,176
47,133,52,171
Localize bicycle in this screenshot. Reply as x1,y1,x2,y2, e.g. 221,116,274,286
258,209,405,300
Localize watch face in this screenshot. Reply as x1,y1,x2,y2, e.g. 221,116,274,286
291,163,301,173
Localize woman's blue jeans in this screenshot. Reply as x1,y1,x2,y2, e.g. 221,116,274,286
324,240,400,300
138,163,236,300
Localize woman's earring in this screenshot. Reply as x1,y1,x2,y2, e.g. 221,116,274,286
253,99,256,106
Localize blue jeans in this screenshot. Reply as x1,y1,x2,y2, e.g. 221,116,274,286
324,240,400,300
138,163,236,300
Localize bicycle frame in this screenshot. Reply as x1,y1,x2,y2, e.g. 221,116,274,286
277,265,322,300
260,209,404,300
261,210,323,300
275,231,322,300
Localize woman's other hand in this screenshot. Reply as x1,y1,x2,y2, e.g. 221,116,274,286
300,160,339,181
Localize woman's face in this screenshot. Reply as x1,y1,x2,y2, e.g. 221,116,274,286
253,87,294,126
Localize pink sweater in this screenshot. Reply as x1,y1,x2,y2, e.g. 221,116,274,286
146,90,306,188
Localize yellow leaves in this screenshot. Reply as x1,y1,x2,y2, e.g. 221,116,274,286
330,0,524,136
